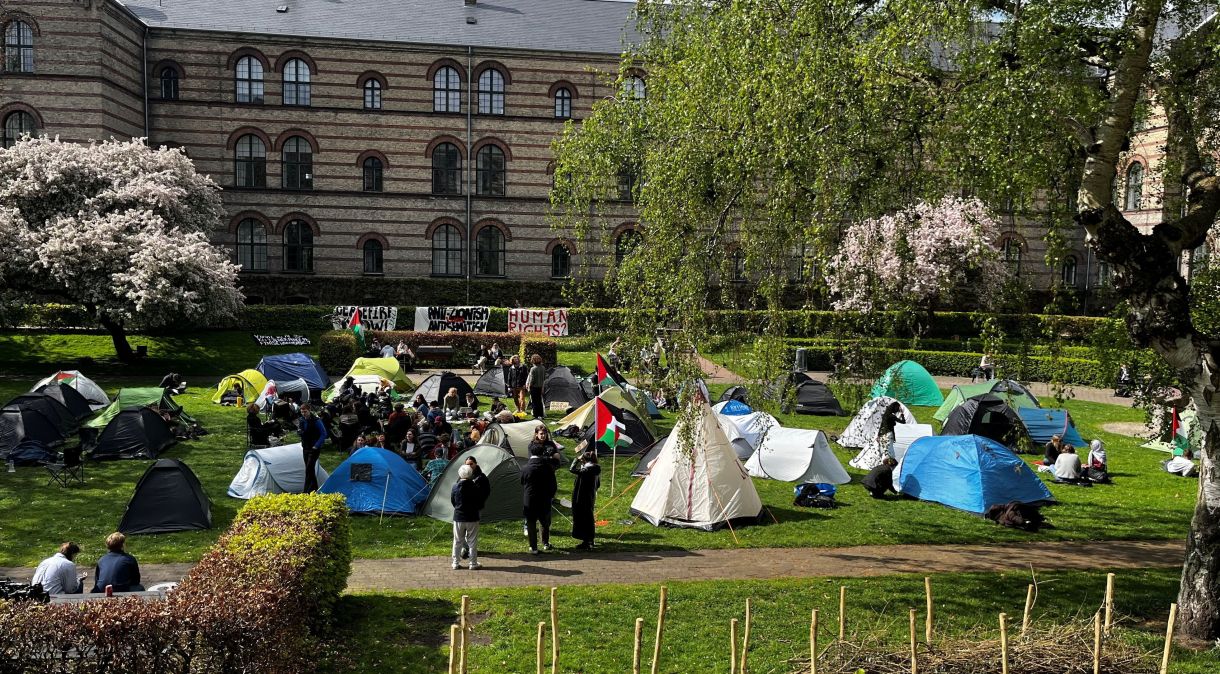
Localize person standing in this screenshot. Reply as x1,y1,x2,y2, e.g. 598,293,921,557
521,446,560,554
569,450,601,550
526,354,547,420
507,355,528,413
31,542,84,594
91,532,143,593
451,465,486,570
460,456,492,560
298,404,327,492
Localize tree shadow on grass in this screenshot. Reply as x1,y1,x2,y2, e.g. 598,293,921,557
323,595,455,673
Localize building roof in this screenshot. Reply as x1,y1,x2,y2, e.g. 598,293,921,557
120,0,639,55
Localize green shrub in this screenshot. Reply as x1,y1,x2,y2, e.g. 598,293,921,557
319,331,361,374
802,345,1119,387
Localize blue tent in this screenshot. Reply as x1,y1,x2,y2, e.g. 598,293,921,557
320,447,430,515
897,435,1054,515
1017,408,1085,448
256,353,329,392
716,400,753,416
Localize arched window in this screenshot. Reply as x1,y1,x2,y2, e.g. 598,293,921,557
432,143,462,195
476,226,505,277
431,223,463,276
3,21,34,73
235,56,264,104
234,134,266,188
160,67,180,100
363,239,384,275
477,69,505,115
1124,162,1144,211
551,244,571,279
1001,237,1022,275
433,66,461,112
1097,260,1113,288
282,58,311,106
476,145,506,196
616,230,642,265
624,76,646,101
1061,255,1077,287
282,137,313,190
235,218,268,271
2,111,37,148
363,79,382,110
362,157,383,192
282,220,314,272
554,87,572,119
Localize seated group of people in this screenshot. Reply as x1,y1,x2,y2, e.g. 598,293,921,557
1040,435,1110,484
31,533,142,595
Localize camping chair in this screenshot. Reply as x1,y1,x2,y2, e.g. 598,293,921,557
45,444,84,487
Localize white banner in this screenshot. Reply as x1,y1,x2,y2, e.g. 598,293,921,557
253,334,312,347
414,306,490,332
331,306,398,331
507,308,569,337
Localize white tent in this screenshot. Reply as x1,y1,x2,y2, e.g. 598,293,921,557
256,378,311,408
744,427,850,484
892,423,934,486
483,420,547,458
630,403,763,530
718,411,780,461
839,397,914,449
33,370,109,411
227,444,330,499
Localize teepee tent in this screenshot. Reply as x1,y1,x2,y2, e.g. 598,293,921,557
88,408,176,460
118,459,212,535
211,369,269,404
1017,408,1085,447
483,419,547,458
415,371,476,405
871,360,944,407
422,444,522,523
896,435,1054,514
227,444,330,499
32,371,109,411
320,447,429,515
940,394,1027,447
934,379,1039,422
630,403,763,530
744,428,850,484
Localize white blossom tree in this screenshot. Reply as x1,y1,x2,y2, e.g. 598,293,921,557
0,137,242,361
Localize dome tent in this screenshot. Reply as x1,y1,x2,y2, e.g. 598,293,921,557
483,419,548,458
3,394,78,440
475,367,511,398
0,400,71,455
842,397,916,471
117,459,212,535
422,444,522,523
31,383,93,422
712,399,752,416
718,385,750,404
896,434,1054,515
415,371,476,406
940,394,1027,447
87,387,194,430
88,408,176,460
934,379,1039,422
580,402,656,455
32,370,109,410
324,357,414,401
256,353,329,392
790,379,848,416
744,427,850,484
543,366,590,411
255,378,311,408
211,369,268,404
555,387,659,438
227,444,330,499
871,360,944,407
1017,408,1085,448
320,447,429,515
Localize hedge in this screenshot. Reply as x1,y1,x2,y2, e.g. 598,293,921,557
0,493,351,674
318,330,559,374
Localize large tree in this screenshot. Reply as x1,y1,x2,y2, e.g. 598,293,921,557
552,0,1220,638
0,137,242,361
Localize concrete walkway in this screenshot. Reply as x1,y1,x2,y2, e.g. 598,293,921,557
2,539,1182,593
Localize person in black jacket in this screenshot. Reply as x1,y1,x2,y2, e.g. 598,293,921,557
569,450,601,550
91,532,143,593
451,465,486,570
861,457,899,499
459,456,492,560
521,447,560,554
246,404,280,446
298,404,328,492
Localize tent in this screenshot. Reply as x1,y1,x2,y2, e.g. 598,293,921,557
211,369,268,404
744,428,850,484
870,360,944,407
892,423,934,484
32,371,109,410
320,447,429,515
630,403,763,530
839,397,915,449
475,367,511,398
581,404,657,455
256,378,311,408
934,379,1039,422
555,387,659,438
227,444,330,499
791,380,848,416
32,383,93,422
256,353,329,392
6,394,78,437
631,434,670,477
117,459,212,535
624,384,662,418
0,402,69,454
324,374,384,402
7,439,57,466
940,394,1027,447
1017,408,1085,448
87,387,193,430
712,399,752,416
542,367,589,410
88,408,176,460
896,435,1055,514
422,443,523,523
719,411,781,461
718,385,750,404
415,371,476,405
326,357,413,399
483,419,548,458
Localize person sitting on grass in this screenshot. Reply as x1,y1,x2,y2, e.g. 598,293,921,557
246,403,280,446
1163,448,1198,477
1053,445,1086,483
1085,439,1111,483
424,446,450,484
861,457,899,498
1039,434,1066,472
443,387,462,417
91,532,143,593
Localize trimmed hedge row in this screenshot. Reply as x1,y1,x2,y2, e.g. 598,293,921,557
0,493,351,674
801,345,1123,387
318,330,559,374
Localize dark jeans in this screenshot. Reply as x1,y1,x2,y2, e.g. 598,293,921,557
526,509,552,550
303,449,320,492
530,387,544,418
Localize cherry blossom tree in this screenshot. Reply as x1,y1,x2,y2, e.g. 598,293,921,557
0,137,242,361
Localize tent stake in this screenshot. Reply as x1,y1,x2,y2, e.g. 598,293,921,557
924,577,933,645
1159,603,1177,674
1092,611,1102,674
909,608,918,674
460,595,470,674
633,617,644,674
810,609,818,674
838,586,847,642
651,586,667,674
550,587,559,674
739,598,751,674
730,618,738,674
999,612,1009,674
448,624,459,674
1021,584,1035,637
536,621,545,674
1104,573,1115,634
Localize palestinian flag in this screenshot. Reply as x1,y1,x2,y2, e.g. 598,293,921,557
596,353,627,392
1172,408,1190,454
347,308,366,350
595,397,632,451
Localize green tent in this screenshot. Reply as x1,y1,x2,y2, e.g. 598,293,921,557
870,360,944,407
933,379,1039,422
87,387,194,429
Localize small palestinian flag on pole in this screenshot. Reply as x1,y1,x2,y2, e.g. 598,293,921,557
1172,408,1190,454
347,307,366,351
595,398,632,452
596,353,627,393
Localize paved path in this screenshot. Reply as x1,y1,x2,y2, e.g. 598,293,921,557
3,540,1182,593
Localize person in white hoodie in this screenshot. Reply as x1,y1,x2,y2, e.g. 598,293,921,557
1163,448,1198,477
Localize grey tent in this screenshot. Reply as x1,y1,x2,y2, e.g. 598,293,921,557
474,367,510,397
89,408,176,460
544,366,589,411
790,380,848,416
416,372,476,405
118,459,212,535
940,394,1027,447
32,384,93,422
422,443,522,523
7,394,77,437
0,399,72,454
718,386,749,404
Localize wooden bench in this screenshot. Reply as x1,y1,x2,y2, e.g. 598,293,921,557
415,345,456,364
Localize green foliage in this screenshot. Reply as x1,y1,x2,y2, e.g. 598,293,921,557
319,330,361,374
369,331,558,366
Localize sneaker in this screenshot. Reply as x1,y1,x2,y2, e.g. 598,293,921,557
452,562,461,570
542,543,553,551
529,548,539,555
469,562,483,570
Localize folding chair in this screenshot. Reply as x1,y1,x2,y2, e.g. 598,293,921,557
45,445,84,487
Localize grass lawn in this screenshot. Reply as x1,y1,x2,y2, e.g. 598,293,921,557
322,568,1215,673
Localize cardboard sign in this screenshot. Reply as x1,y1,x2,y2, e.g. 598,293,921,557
332,306,398,331
508,308,569,337
414,306,490,332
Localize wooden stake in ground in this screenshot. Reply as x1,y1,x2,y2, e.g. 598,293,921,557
1159,603,1177,674
730,618,739,674
1092,611,1103,674
739,599,752,674
1104,573,1116,634
460,595,470,674
651,586,667,674
448,624,459,674
838,586,847,642
633,617,644,674
810,609,819,674
924,577,934,645
1021,584,1035,637
550,587,559,674
908,608,918,674
999,613,1009,674
536,622,546,674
